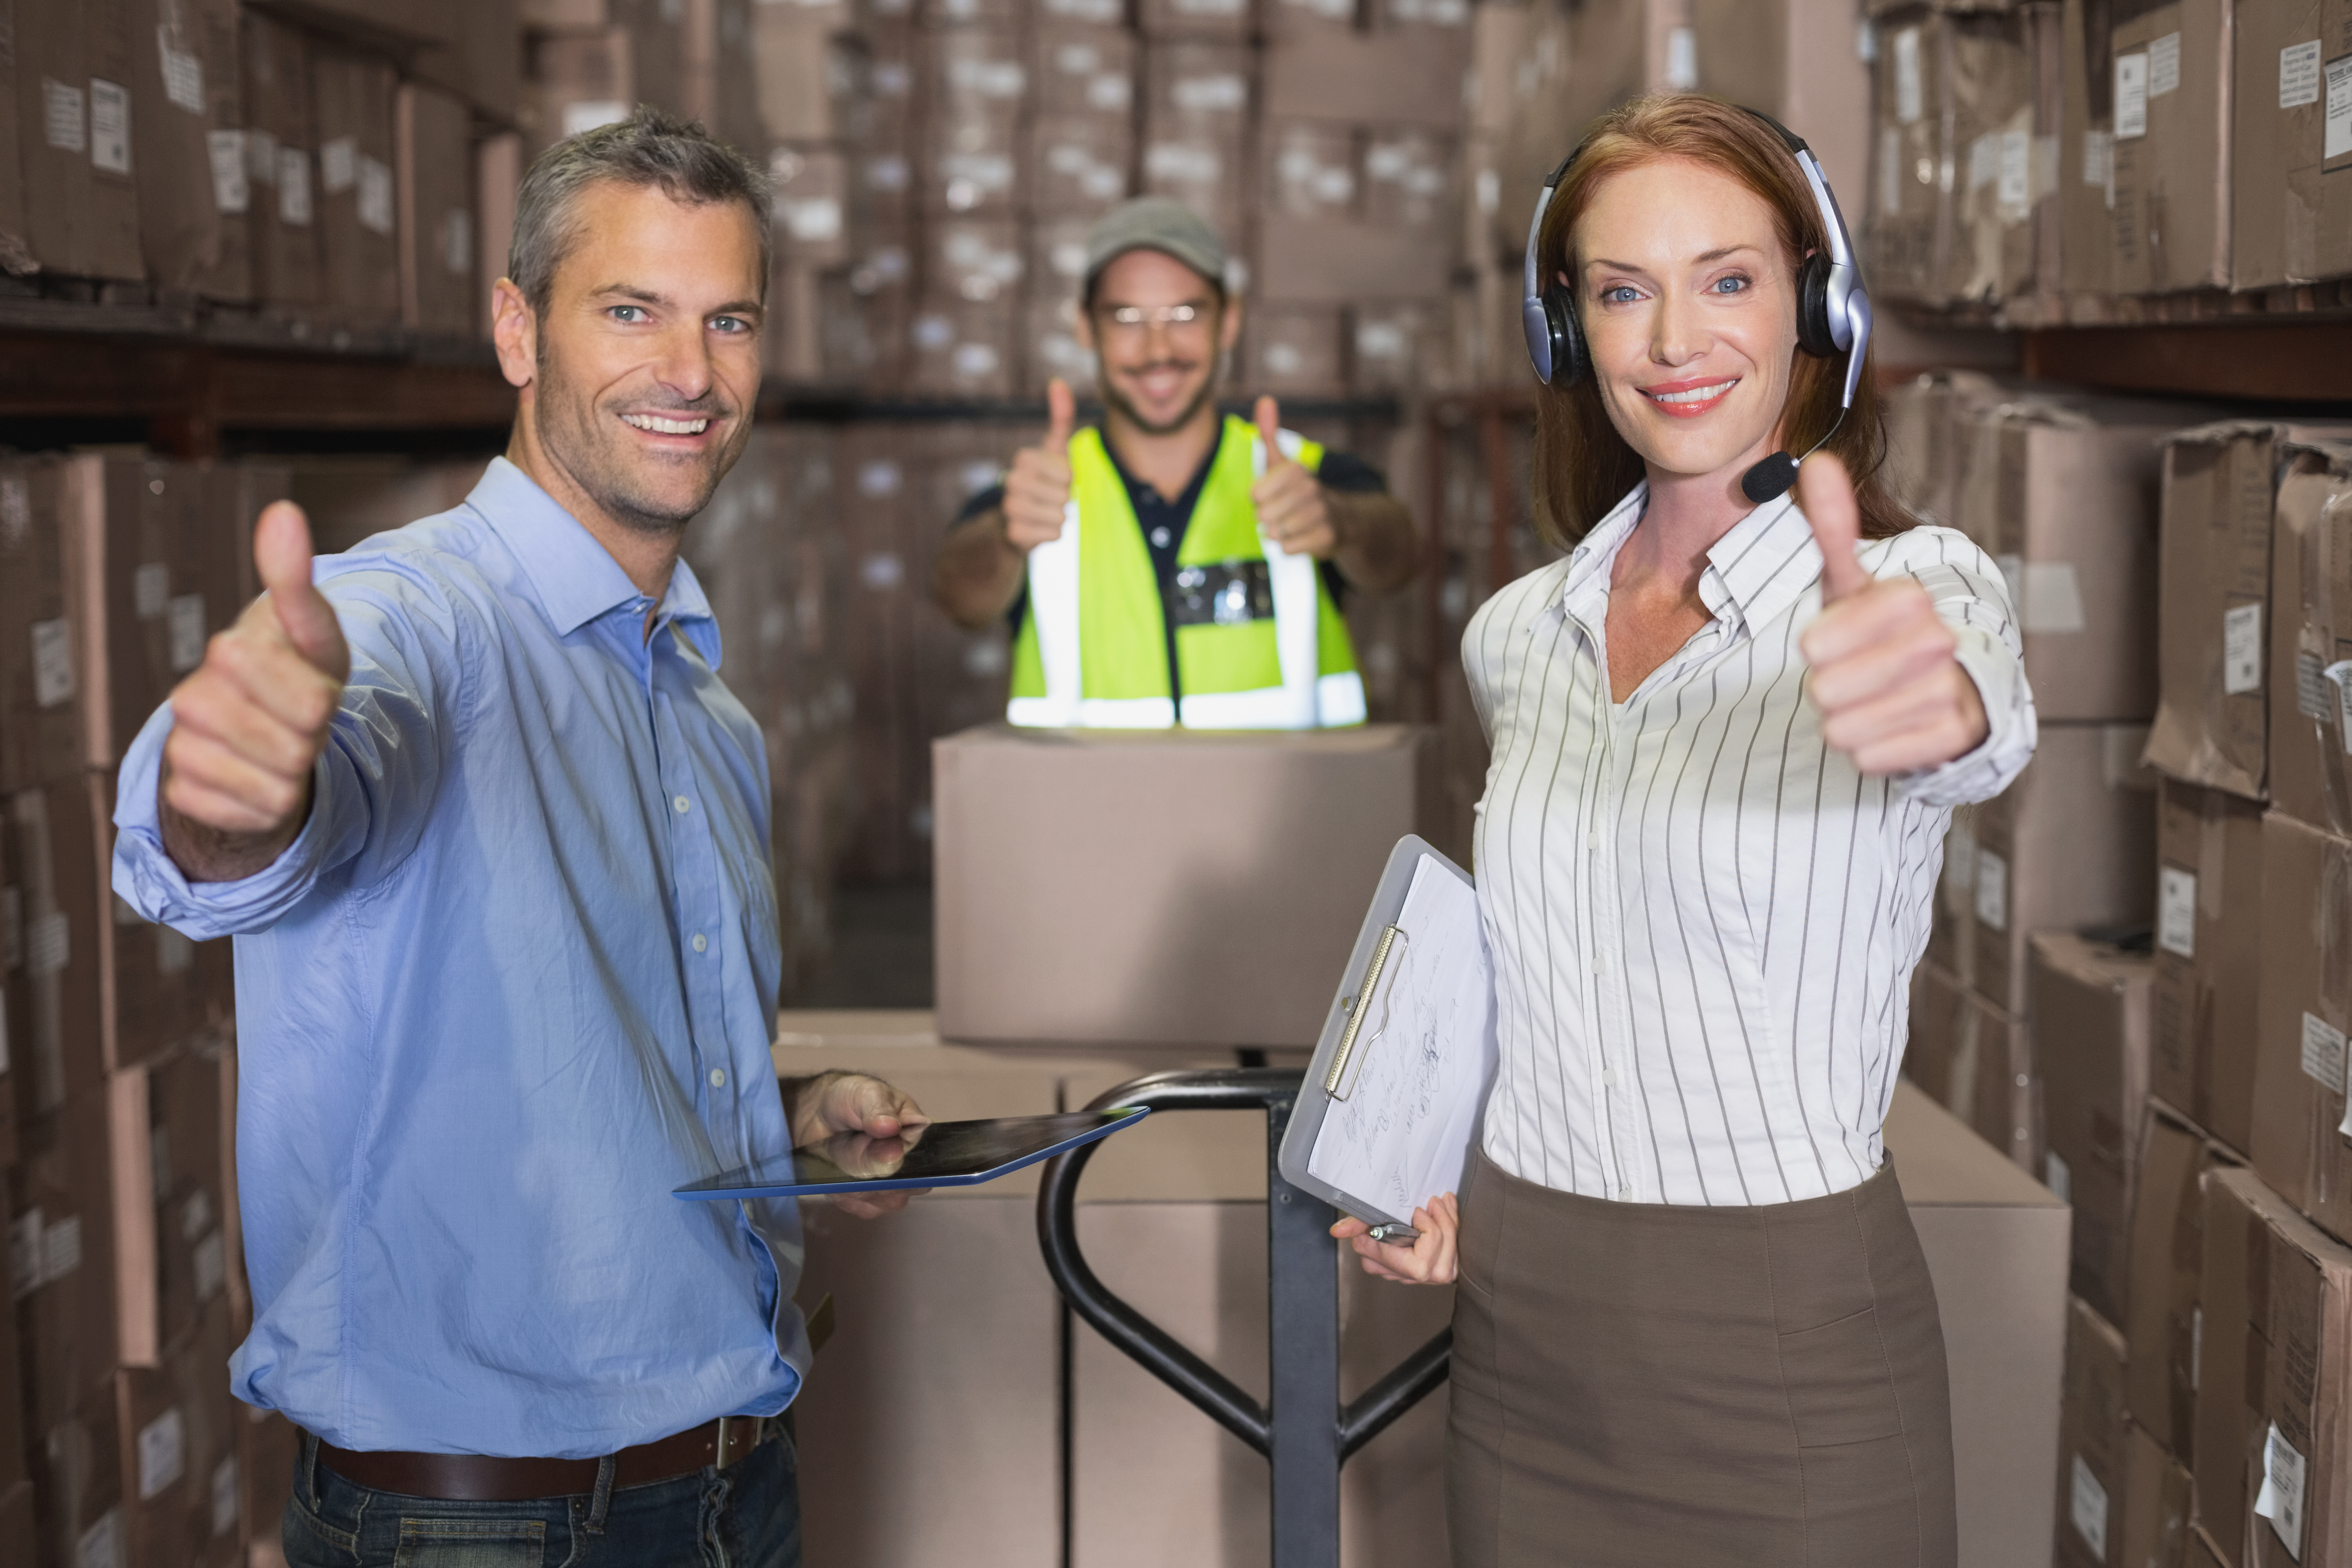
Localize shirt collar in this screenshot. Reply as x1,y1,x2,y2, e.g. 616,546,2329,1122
466,457,722,666
1558,478,1823,635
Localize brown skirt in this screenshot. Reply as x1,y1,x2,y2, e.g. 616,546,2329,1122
1446,1147,1957,1568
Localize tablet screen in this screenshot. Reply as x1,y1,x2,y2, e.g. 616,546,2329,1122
675,1109,1146,1198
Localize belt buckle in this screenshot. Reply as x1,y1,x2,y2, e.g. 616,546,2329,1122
713,1415,759,1468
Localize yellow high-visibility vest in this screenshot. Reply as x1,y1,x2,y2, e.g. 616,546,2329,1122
1007,415,1367,729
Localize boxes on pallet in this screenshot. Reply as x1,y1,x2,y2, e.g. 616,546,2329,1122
2268,439,2352,839
136,0,253,302
2250,812,2352,1246
1969,721,2157,1021
2056,1295,2129,1568
2196,1166,2352,1568
2125,1102,2241,1466
2108,0,2230,295
2148,423,2352,802
16,0,144,283
241,10,325,310
2234,0,2352,288
2152,779,2264,1153
1141,41,1254,242
396,82,479,338
2033,933,2152,1327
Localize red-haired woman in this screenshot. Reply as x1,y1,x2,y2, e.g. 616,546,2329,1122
1334,96,2037,1566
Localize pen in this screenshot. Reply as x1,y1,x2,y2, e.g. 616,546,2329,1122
1366,1222,1421,1245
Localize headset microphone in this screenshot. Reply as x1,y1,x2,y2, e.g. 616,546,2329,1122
1522,107,1873,508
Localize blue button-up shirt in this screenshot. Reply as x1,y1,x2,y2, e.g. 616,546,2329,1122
112,458,808,1457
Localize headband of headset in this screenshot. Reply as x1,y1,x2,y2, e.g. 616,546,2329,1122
1519,105,1873,410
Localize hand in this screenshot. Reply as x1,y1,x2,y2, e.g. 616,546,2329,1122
784,1071,931,1219
1330,1194,1459,1285
1250,395,1339,559
1002,378,1076,553
1797,453,1988,775
159,502,350,878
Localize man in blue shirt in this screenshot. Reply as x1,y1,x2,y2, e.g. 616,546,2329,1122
112,109,922,1567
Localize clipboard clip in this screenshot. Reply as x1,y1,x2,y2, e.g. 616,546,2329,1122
1323,924,1407,1101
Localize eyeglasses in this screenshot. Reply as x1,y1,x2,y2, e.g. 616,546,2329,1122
1097,303,1213,336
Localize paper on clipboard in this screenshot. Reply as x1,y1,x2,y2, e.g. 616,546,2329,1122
1304,855,1497,1220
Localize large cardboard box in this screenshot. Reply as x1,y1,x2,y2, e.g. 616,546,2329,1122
1905,958,2038,1168
2267,440,2352,839
2056,1294,2130,1568
2108,0,2232,293
2149,423,2352,802
14,1091,123,1441
1887,1079,2072,1568
0,461,86,795
2195,1166,2352,1568
933,725,1431,1049
2152,780,2264,1152
136,1039,234,1364
241,9,324,310
5,778,108,1123
2034,933,2153,1327
1141,40,1253,243
409,0,521,121
2126,1102,2241,1465
1952,398,2176,724
2121,1421,2196,1568
396,82,477,337
311,44,401,323
15,0,145,281
30,1392,123,1568
116,1297,239,1568
917,28,1028,218
1261,16,1467,131
136,0,252,301
1970,721,2158,1021
2234,0,2352,287
2059,0,2116,298
2249,813,2352,1246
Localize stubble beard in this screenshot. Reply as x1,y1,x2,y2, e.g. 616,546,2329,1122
1098,356,1218,439
535,339,745,537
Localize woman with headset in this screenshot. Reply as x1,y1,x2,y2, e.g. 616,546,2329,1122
1331,96,2037,1565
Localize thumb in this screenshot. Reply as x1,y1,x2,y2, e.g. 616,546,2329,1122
1046,377,1074,448
1797,452,1870,605
252,501,348,680
1254,394,1285,462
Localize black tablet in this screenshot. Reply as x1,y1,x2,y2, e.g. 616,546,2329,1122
672,1108,1152,1200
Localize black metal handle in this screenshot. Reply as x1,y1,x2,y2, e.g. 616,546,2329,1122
1033,1067,1452,1466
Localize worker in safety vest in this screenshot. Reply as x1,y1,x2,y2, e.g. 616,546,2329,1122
931,198,1420,728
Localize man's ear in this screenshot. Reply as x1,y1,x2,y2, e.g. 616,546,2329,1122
491,278,537,391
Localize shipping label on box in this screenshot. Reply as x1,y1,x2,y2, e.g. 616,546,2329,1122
2056,1294,2128,1568
2108,0,2232,293
2232,0,2352,287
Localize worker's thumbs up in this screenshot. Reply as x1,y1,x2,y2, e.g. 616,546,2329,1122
1797,451,1871,606
1254,395,1288,467
253,501,350,683
1045,376,1075,452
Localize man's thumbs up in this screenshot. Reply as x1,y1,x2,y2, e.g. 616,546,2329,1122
157,500,350,874
1252,394,1339,558
1046,376,1075,451
1253,395,1286,466
1796,451,1990,775
1003,379,1076,552
253,501,350,682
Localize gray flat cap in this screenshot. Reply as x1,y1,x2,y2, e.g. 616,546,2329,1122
1083,198,1228,291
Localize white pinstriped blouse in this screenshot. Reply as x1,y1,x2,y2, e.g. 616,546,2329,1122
1466,482,2037,1207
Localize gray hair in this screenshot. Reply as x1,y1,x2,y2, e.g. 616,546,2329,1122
509,106,771,317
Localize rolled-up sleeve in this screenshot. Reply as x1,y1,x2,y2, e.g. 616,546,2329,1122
112,566,464,938
1890,529,2038,808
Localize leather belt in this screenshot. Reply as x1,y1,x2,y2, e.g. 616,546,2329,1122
313,1416,768,1502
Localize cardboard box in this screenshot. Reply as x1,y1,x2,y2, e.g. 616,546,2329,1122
1952,396,2181,724
682,0,763,158
236,1405,299,1556
918,28,1028,216
2056,1294,2129,1568
522,18,684,163
1247,305,1347,395
2121,1421,2195,1568
409,0,522,121
2034,933,2152,1327
1263,119,1357,223
2153,779,2264,1152
1886,1079,2072,1568
752,11,853,145
2196,1166,2352,1568
2250,812,2352,1247
5,778,108,1123
310,44,399,322
14,1091,123,1440
772,147,851,270
1141,41,1253,242
2232,0,2352,287
2108,0,2231,293
116,1297,239,1568
15,0,145,282
0,461,86,794
933,724,1431,1049
1360,125,1451,232
241,9,324,310
396,82,477,337
1261,16,1467,131
136,0,252,301
30,1393,123,1568
2126,1102,2241,1466
2149,423,2352,802
138,1040,234,1361
1029,111,1136,215
1690,0,1875,197
1904,971,2042,1176
906,295,1020,397
0,0,27,277
2267,439,2352,840
2059,0,2114,298
1350,302,1424,394
1970,721,2158,1021
1032,23,1135,118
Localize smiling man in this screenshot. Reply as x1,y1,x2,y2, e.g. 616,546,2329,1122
109,109,922,1568
931,198,1419,727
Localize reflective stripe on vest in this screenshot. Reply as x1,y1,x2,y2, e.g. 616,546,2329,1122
1011,416,1365,729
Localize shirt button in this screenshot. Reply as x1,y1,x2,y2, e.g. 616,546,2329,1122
692,933,708,953
1592,950,1608,975
673,795,691,814
1586,831,1599,850
1149,526,1171,548
1602,1066,1618,1087
709,1067,727,1088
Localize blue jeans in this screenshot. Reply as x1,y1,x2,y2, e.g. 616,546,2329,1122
281,1427,801,1568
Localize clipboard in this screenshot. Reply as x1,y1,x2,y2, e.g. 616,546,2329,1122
1275,835,1497,1230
